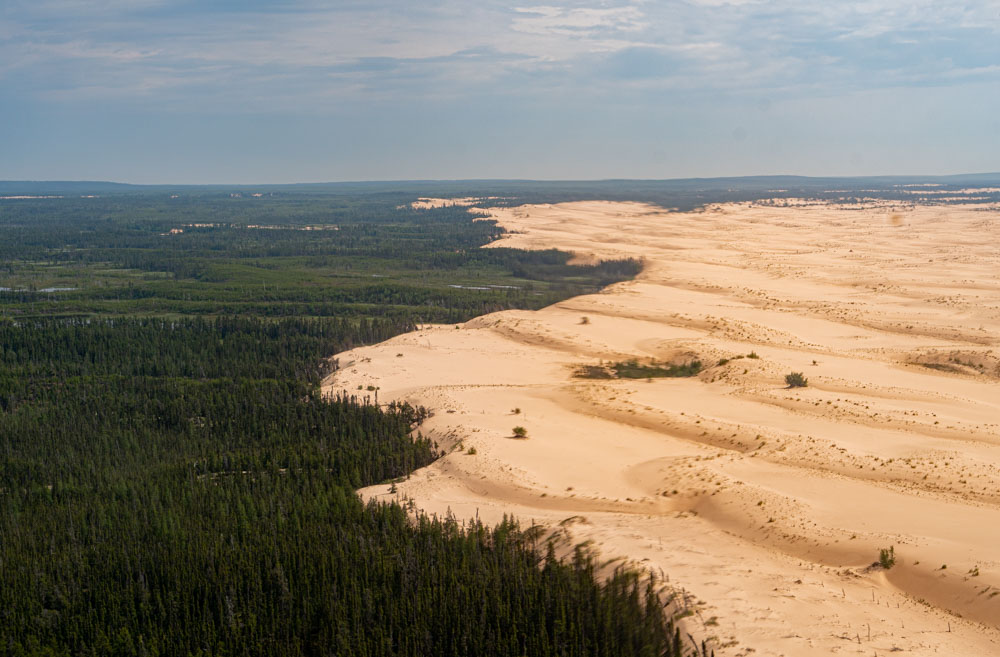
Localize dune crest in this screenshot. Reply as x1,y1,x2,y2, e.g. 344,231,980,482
324,200,1000,655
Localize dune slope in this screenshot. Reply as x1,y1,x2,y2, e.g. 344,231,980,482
324,199,1000,656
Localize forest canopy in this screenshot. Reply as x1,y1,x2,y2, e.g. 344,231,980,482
0,190,699,656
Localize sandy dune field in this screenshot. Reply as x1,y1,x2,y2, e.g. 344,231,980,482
323,199,1000,656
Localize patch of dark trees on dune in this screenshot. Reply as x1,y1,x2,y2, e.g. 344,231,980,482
576,359,703,380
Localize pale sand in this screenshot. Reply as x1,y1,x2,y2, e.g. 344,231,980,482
408,196,501,209
323,199,1000,656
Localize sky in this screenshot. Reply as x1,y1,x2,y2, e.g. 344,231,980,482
2,0,1000,183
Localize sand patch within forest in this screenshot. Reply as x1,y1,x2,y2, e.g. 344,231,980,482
324,199,1000,656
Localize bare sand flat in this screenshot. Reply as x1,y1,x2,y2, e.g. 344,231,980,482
323,199,1000,656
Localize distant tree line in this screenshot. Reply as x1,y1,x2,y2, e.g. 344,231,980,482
0,197,639,321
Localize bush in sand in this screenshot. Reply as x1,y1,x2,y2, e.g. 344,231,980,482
785,372,808,388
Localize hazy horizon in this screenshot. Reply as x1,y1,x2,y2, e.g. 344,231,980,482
6,172,1000,192
3,1,999,184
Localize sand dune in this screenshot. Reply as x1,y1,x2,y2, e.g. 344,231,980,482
323,199,1000,655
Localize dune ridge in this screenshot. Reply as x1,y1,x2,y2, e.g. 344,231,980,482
324,199,1000,655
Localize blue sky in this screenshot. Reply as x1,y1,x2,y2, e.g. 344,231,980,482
2,0,1000,183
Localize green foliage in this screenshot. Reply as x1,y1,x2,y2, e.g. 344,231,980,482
0,192,687,657
576,359,703,379
879,546,896,569
574,364,615,379
512,426,528,438
614,359,702,379
0,195,640,322
785,372,808,387
0,317,682,657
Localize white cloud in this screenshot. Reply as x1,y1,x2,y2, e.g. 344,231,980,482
512,5,647,34
3,0,1000,111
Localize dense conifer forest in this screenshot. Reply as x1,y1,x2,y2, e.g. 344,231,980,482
0,191,699,656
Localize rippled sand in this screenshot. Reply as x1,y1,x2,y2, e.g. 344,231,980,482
325,199,1000,656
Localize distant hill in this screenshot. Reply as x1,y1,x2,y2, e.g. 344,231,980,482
0,180,145,195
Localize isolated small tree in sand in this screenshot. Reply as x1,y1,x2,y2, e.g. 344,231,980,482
879,546,896,569
512,426,528,439
785,372,808,388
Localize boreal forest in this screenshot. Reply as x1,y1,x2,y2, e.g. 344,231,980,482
0,188,705,656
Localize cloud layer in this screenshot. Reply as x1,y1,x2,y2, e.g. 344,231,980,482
2,1,999,181
6,0,1000,109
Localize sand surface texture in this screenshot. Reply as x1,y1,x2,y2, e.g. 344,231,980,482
324,200,1000,656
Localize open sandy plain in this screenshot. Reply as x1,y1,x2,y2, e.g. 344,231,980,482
323,198,1000,655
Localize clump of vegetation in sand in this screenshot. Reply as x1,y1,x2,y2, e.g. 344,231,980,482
919,362,963,373
576,359,702,380
511,426,528,439
785,371,808,388
575,364,615,379
878,546,896,569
